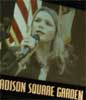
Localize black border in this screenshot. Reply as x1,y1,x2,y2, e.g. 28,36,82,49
0,0,86,99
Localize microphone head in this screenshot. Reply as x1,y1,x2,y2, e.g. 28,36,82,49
32,34,40,41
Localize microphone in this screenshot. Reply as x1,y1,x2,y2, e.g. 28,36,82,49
17,34,40,61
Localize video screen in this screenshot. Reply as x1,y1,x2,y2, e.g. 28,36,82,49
0,0,85,87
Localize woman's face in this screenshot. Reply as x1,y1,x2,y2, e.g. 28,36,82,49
31,10,56,42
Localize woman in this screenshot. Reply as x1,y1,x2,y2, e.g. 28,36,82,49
16,7,78,85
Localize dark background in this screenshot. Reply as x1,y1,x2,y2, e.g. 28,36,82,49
0,0,15,22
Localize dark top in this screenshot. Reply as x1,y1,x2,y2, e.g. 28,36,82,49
17,47,81,85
